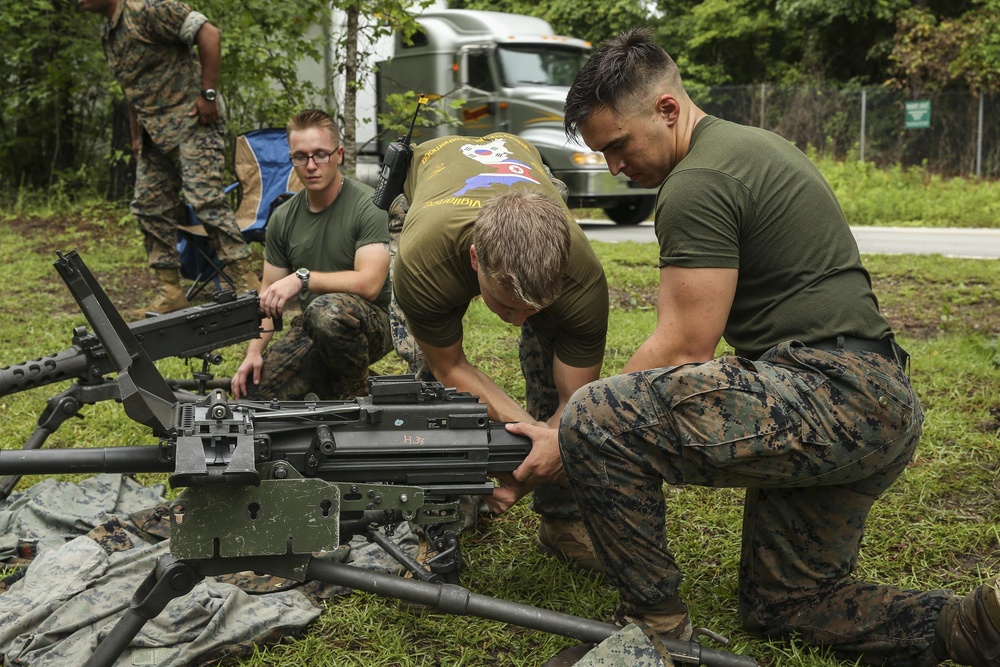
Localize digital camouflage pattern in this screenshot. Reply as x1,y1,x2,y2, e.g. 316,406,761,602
102,0,206,150
0,475,420,666
245,293,392,401
560,342,962,667
101,0,250,270
574,623,673,667
135,123,251,270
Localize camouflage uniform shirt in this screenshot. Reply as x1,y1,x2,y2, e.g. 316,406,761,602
101,0,206,152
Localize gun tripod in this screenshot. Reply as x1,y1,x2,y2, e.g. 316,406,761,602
86,524,620,667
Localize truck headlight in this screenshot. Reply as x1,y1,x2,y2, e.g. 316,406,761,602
570,151,606,166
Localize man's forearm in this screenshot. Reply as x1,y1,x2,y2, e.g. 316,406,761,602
306,269,384,303
246,323,275,356
434,361,534,424
195,23,221,90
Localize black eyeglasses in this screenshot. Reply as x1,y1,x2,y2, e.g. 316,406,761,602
289,148,339,167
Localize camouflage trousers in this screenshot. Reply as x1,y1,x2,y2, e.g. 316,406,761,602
387,194,431,380
560,341,957,666
246,293,392,401
133,123,251,269
387,193,578,518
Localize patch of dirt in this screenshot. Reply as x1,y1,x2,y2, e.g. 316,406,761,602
7,211,218,316
873,275,1000,339
979,407,1000,436
609,285,657,311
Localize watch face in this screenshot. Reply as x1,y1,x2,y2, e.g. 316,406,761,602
202,89,217,101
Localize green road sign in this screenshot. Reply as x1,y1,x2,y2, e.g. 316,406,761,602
905,100,931,129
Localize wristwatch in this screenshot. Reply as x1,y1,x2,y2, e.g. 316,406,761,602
201,88,218,102
295,268,310,292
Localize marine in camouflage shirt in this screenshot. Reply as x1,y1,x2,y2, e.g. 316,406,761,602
100,0,209,151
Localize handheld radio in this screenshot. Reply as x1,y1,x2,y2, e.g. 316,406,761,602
372,95,427,210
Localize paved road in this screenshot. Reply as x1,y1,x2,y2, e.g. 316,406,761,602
578,220,1000,259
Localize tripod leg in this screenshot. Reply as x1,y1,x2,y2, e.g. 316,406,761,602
305,556,618,643
0,391,83,501
87,555,203,667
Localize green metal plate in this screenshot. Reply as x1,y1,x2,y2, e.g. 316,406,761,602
170,477,341,559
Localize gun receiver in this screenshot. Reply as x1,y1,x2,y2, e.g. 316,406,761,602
0,380,531,485
0,291,264,397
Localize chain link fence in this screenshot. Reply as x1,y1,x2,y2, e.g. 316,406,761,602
693,86,1000,179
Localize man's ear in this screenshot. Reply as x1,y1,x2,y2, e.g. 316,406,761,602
469,244,479,272
656,94,681,124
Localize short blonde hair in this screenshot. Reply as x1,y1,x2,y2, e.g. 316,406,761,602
473,189,572,310
287,108,340,146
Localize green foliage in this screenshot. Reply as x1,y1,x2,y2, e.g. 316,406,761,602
888,1,1000,94
375,91,464,147
650,0,905,87
816,155,1000,228
201,0,332,133
449,0,649,47
0,0,112,188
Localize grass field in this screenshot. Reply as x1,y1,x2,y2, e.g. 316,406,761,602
0,184,997,666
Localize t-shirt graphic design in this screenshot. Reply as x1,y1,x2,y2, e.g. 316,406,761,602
453,137,541,195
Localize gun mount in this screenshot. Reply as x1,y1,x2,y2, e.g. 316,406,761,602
0,251,758,667
0,278,273,500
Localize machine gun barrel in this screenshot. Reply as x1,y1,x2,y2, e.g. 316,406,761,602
0,346,93,397
0,445,167,475
0,291,265,397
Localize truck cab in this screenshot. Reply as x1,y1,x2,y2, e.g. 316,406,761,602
376,10,656,225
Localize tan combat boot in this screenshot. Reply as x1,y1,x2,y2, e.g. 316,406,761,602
131,268,189,319
535,517,605,574
935,575,1000,667
225,257,261,294
614,598,694,641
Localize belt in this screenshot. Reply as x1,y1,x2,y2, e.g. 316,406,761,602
809,335,898,364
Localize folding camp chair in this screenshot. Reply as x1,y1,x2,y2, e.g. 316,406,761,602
178,128,302,299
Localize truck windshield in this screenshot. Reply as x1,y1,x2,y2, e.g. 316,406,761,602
495,45,588,87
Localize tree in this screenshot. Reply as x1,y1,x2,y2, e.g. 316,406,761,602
325,0,435,174
888,1,1000,94
649,0,911,87
0,0,334,195
450,0,649,48
0,0,111,191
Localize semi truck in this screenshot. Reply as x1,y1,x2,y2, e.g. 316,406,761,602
348,9,656,225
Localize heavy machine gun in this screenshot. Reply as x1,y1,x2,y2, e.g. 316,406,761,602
0,251,757,667
0,286,269,499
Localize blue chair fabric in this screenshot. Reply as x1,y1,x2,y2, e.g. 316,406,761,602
177,129,301,299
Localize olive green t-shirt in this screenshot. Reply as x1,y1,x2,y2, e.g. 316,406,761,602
266,177,391,310
394,133,608,368
656,116,890,359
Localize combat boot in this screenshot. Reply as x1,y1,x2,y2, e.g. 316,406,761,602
535,517,605,574
225,257,261,294
935,575,1000,666
131,268,189,319
614,597,694,642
